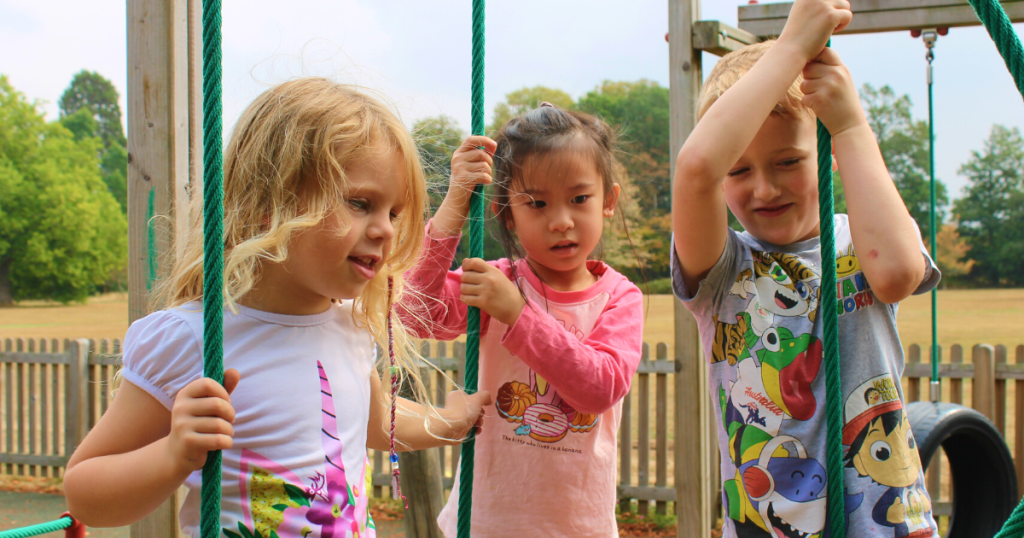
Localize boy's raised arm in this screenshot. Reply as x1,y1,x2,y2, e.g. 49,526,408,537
672,0,850,295
801,48,926,303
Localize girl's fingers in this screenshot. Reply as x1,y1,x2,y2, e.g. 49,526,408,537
459,135,498,155
180,396,236,423
186,417,235,437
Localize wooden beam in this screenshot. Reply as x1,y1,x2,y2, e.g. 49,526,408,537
693,20,761,56
127,0,192,536
669,1,713,537
739,0,1024,38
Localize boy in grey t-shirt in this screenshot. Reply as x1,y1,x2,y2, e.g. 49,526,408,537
670,1,940,537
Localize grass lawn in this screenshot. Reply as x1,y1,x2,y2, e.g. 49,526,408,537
3,289,1022,350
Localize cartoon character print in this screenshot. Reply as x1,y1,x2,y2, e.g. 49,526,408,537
748,250,820,323
496,368,598,444
723,436,828,538
835,246,861,278
843,375,933,538
231,362,375,538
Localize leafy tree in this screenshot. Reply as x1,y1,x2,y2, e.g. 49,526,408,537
0,76,127,305
59,71,128,213
935,223,975,286
860,84,947,240
488,86,574,134
58,71,126,149
577,80,670,215
952,125,1024,287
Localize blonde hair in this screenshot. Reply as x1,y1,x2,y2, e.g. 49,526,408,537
697,40,810,122
153,78,433,431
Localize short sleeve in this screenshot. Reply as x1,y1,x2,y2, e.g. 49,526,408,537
120,310,203,409
913,222,942,295
671,229,745,317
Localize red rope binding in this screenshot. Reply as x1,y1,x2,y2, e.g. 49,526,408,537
60,513,85,538
387,276,407,507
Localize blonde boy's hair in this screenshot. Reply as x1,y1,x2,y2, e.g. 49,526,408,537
153,78,433,431
697,40,810,122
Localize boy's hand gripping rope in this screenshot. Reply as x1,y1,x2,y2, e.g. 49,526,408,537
458,1,486,537
200,0,225,537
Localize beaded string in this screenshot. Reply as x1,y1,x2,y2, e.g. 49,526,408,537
386,276,407,506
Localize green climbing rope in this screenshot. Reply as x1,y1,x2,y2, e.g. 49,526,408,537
967,2,1024,536
200,0,225,536
816,39,845,538
458,2,485,536
927,45,938,387
0,517,72,538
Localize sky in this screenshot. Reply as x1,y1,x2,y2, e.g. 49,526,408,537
2,0,1024,200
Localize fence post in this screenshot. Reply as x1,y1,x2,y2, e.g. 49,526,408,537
907,344,921,402
996,345,1008,436
64,339,89,459
399,360,445,538
1016,345,1024,500
972,344,995,422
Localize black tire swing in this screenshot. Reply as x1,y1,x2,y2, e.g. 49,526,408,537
906,402,1017,537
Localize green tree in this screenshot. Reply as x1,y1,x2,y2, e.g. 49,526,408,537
577,80,671,214
488,86,574,134
952,125,1024,287
860,84,947,240
0,76,127,305
59,71,128,213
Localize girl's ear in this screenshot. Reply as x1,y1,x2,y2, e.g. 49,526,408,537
603,183,621,218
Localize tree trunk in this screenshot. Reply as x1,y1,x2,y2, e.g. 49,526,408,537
0,260,13,306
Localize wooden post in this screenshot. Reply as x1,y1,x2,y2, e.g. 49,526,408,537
950,345,963,404
64,340,90,471
996,345,1008,436
400,362,445,538
1015,345,1024,500
972,344,995,422
655,342,669,516
670,1,711,536
127,0,193,535
619,365,633,514
638,343,651,516
907,344,921,402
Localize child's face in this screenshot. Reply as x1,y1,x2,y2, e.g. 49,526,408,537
723,112,821,246
271,147,408,313
503,153,618,287
852,414,922,488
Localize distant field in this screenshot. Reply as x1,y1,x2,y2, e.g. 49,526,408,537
1,289,1021,351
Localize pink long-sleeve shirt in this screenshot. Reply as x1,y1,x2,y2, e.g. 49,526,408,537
403,223,644,537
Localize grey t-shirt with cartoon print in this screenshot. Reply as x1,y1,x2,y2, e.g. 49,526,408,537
672,214,941,538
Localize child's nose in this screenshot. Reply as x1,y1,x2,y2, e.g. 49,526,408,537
752,172,782,201
368,214,395,242
548,207,574,232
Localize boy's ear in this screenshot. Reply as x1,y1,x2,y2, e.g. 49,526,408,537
603,183,621,218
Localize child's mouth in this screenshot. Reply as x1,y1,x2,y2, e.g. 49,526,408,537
349,256,378,279
754,203,793,218
551,241,578,256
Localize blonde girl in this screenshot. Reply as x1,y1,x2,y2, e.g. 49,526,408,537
64,78,490,538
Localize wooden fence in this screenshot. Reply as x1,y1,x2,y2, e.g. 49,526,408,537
2,337,1023,525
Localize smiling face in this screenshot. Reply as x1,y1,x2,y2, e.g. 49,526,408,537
851,411,922,488
723,113,821,247
254,147,408,314
501,151,619,290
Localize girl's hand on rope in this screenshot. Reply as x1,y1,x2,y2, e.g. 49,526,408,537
448,135,497,209
439,389,493,442
801,47,867,137
431,136,497,238
778,0,852,62
459,258,526,327
167,368,240,474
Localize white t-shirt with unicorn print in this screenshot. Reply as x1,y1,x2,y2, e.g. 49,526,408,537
122,300,378,538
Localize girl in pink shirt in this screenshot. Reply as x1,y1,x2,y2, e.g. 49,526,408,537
404,103,644,537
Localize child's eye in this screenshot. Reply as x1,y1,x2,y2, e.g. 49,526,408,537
347,198,369,212
528,200,547,209
572,195,590,204
778,158,801,167
727,167,749,177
